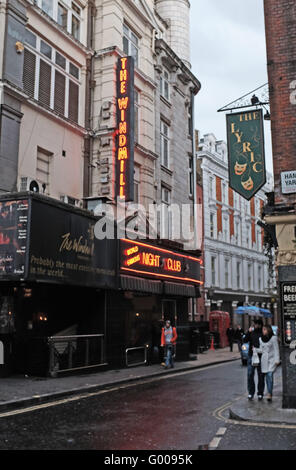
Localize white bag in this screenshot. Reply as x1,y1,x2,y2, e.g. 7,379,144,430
252,349,260,366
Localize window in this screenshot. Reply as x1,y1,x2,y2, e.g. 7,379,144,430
123,24,139,66
211,256,217,286
248,264,252,291
235,220,241,245
38,0,81,41
37,147,52,194
258,265,262,291
160,120,170,168
134,166,140,203
225,259,230,289
209,176,214,199
257,228,262,251
160,68,170,101
210,212,215,239
188,156,193,196
223,216,229,242
246,224,251,248
41,0,53,17
161,186,172,239
57,3,68,29
134,90,139,143
222,182,227,204
23,32,80,123
236,261,241,289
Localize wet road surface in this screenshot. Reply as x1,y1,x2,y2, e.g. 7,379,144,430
0,360,295,450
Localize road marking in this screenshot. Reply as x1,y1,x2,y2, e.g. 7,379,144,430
209,437,221,449
216,427,227,436
0,361,238,419
213,396,296,430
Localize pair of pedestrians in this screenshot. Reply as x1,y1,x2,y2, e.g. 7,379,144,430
244,319,280,402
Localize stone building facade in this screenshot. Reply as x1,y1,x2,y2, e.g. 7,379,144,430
88,0,201,250
0,0,92,203
197,133,275,327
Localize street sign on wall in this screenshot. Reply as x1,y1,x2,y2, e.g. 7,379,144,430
226,109,266,200
281,171,296,195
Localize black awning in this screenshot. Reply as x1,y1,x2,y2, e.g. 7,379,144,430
120,275,163,294
164,282,198,298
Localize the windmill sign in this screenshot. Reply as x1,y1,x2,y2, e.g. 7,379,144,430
226,109,266,200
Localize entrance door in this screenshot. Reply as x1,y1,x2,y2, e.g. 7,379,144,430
162,299,177,326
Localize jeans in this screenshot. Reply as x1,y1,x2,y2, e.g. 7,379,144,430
164,345,174,368
247,356,265,396
265,372,274,395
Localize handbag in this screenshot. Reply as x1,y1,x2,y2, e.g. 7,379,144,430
252,349,260,367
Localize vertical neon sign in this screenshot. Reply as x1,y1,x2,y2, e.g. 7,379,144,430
116,56,134,202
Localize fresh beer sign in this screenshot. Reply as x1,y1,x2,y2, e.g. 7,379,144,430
226,109,266,200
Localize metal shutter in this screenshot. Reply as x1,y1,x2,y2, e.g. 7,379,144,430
38,59,51,107
54,70,65,115
23,49,36,97
68,80,79,123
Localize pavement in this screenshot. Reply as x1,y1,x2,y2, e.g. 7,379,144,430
229,366,296,425
0,347,240,412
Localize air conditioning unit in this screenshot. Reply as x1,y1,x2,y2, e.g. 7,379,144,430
19,177,41,193
60,195,82,208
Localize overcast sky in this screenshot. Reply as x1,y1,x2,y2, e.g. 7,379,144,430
190,0,273,174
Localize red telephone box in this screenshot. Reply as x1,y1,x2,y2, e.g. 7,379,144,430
209,311,230,348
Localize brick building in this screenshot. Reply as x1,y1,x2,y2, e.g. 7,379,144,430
263,0,296,408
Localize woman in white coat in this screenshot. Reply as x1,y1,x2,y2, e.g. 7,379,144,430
255,325,280,402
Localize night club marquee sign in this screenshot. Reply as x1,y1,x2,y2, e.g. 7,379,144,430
226,109,266,200
120,239,203,285
116,56,135,202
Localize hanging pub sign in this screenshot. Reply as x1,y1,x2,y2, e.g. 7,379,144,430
226,109,266,200
116,56,135,202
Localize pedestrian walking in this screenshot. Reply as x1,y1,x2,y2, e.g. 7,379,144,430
226,326,235,352
243,319,265,401
234,325,244,353
161,320,177,369
255,325,280,402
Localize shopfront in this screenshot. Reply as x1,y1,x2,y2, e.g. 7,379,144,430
0,193,117,377
105,239,202,368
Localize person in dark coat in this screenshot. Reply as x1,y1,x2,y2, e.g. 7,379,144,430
243,319,265,401
234,325,244,352
226,326,235,352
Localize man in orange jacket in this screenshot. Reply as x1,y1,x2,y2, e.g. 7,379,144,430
161,320,177,369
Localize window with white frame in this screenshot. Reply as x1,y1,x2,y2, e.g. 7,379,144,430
123,24,139,66
248,263,253,291
23,30,80,123
188,156,193,196
134,165,140,203
160,68,170,101
246,224,251,248
210,212,215,239
236,261,241,289
225,259,230,289
258,265,262,291
161,186,172,239
211,256,217,286
37,0,82,41
223,216,229,242
235,219,241,245
160,120,170,168
222,182,227,204
134,89,140,143
208,175,214,199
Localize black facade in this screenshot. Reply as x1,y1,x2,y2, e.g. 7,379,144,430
0,193,202,376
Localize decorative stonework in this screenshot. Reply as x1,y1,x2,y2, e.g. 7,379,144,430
277,250,296,266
